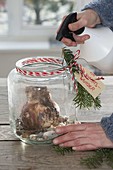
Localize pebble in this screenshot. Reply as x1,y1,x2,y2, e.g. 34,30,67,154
37,138,44,141
43,130,59,140
29,134,38,140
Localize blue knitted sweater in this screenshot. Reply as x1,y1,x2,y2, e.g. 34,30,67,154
83,0,113,142
83,0,113,31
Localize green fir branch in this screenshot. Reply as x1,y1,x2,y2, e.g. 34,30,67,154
62,47,102,110
52,48,113,169
53,145,113,169
80,148,113,169
53,145,74,155
73,83,101,109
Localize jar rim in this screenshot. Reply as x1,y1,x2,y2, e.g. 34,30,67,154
16,56,67,77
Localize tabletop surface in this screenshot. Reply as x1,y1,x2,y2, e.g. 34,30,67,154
0,77,113,170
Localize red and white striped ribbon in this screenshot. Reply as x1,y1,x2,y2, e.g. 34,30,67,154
16,57,67,77
16,52,104,91
67,49,104,91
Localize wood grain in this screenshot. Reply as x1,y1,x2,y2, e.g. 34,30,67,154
0,141,112,170
0,77,113,170
0,86,9,123
0,125,18,140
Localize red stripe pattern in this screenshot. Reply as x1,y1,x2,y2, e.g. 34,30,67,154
16,52,104,91
16,57,67,77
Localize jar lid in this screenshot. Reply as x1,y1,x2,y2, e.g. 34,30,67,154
16,56,67,77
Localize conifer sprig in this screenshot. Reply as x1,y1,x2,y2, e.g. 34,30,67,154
62,47,101,110
53,145,113,169
52,48,113,170
53,145,74,155
80,148,113,169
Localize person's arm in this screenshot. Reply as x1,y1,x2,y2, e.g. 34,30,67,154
82,0,113,31
101,113,113,142
58,0,113,46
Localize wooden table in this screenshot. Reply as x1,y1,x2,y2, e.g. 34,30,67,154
0,77,113,170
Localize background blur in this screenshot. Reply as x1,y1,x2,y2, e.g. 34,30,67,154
0,0,92,77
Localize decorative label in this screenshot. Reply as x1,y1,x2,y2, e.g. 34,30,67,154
74,66,105,98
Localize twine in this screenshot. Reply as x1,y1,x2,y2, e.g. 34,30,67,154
65,49,104,91
16,57,67,77
16,52,104,91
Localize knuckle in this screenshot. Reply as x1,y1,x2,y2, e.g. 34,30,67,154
74,139,81,146
82,18,88,26
67,132,73,138
67,131,76,140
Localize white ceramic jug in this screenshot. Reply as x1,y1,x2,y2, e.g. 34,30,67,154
80,27,113,74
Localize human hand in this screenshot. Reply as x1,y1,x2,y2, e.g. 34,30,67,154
53,123,113,151
59,9,101,46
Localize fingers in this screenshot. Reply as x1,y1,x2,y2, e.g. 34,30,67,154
55,123,101,135
59,137,98,149
61,33,90,46
73,33,90,43
59,137,91,147
56,10,100,46
55,123,87,134
54,131,86,144
56,13,90,46
53,123,113,151
53,131,86,145
53,123,105,151
62,37,77,46
53,133,100,151
68,17,87,32
53,126,101,146
72,145,98,151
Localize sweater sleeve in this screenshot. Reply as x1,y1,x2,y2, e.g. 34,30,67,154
101,113,113,142
82,0,113,31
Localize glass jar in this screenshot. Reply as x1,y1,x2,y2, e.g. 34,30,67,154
74,58,105,123
7,56,76,144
